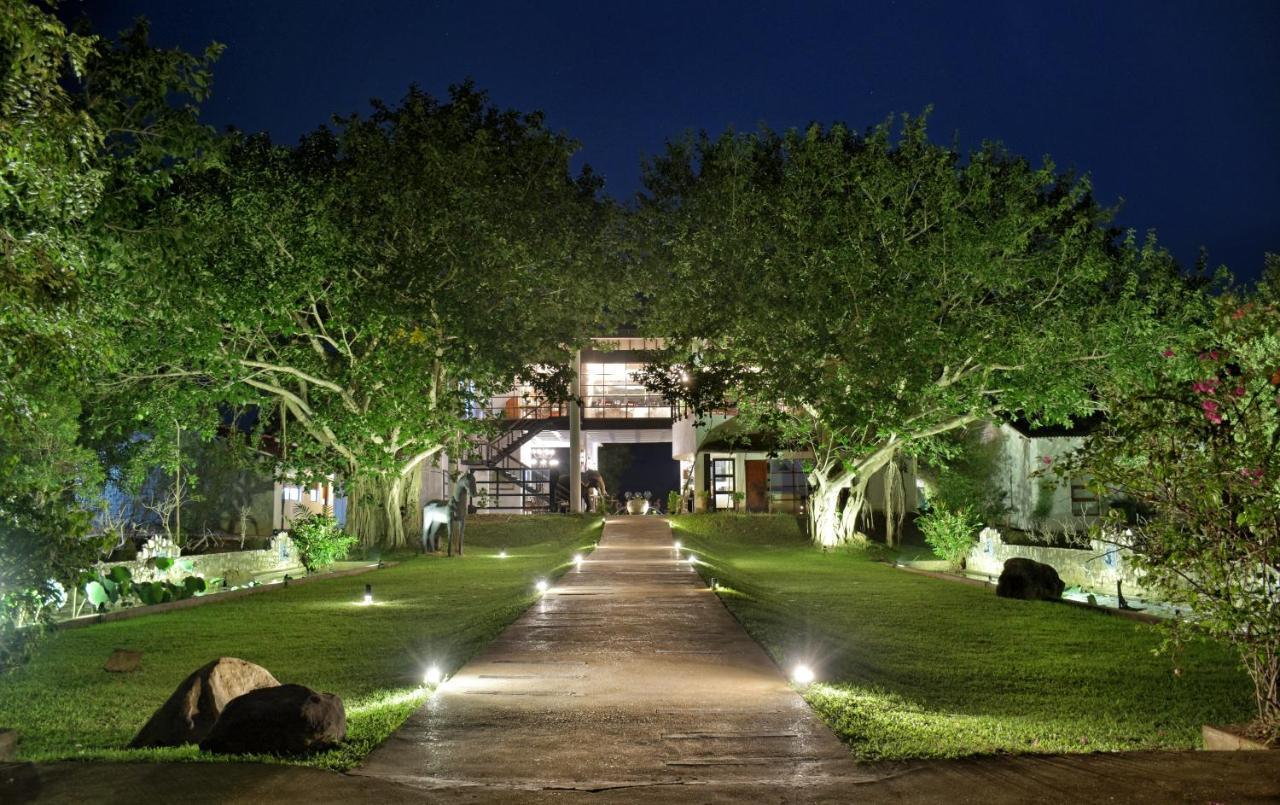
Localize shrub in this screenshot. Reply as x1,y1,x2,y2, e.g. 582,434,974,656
918,505,981,569
288,511,356,572
667,490,683,514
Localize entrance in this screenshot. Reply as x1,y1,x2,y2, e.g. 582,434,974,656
745,460,768,512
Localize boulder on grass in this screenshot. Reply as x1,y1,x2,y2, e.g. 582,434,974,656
199,684,346,756
130,657,280,748
996,557,1065,601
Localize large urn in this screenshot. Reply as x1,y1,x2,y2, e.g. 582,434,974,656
626,498,650,515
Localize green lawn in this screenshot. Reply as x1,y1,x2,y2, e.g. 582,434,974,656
673,513,1254,760
0,514,599,770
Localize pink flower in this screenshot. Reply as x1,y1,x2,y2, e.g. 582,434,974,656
1231,386,1246,398
1161,348,1175,358
1232,305,1251,320
1041,455,1053,466
1201,399,1224,424
1199,350,1221,362
1239,467,1264,486
1191,379,1219,395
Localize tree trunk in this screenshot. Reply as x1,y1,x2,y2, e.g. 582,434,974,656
345,461,427,549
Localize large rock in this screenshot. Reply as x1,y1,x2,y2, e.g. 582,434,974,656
996,557,1065,601
130,657,279,748
199,684,346,756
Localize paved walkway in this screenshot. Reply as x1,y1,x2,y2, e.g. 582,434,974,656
7,516,1280,803
353,515,874,795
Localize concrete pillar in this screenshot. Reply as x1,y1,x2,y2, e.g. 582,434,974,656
569,349,583,513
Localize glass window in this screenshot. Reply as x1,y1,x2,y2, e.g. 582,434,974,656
282,486,301,502
768,459,808,514
583,362,673,419
712,458,736,510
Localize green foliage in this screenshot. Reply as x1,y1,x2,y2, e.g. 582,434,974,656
917,506,981,568
920,426,1006,523
288,511,357,572
1070,266,1280,736
105,83,613,548
1,4,218,668
637,115,1212,547
666,490,684,515
677,515,1251,758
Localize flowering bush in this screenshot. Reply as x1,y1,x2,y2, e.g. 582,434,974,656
1073,267,1280,739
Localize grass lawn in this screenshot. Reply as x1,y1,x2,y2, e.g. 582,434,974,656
673,513,1254,760
0,514,599,770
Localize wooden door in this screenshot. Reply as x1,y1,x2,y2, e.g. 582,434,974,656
745,460,768,512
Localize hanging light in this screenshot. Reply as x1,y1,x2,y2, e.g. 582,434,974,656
423,665,443,687
362,584,373,605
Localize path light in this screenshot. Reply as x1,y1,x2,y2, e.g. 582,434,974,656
362,584,373,605
710,578,718,591
536,579,549,594
687,554,697,565
573,553,583,567
673,540,682,551
423,665,443,687
792,663,816,687
498,549,508,559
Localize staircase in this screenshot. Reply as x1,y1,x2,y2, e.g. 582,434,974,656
464,408,564,512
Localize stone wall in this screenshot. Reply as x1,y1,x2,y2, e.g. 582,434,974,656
97,533,303,587
965,527,1154,597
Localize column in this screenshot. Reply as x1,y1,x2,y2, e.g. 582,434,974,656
569,349,583,514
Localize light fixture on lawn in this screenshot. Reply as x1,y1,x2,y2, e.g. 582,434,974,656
362,583,373,605
536,579,549,593
423,665,443,687
498,549,508,559
573,553,583,567
710,578,718,591
791,663,816,686
673,540,682,552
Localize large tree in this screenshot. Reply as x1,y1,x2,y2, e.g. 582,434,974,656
109,85,612,547
1,1,219,664
637,117,1207,546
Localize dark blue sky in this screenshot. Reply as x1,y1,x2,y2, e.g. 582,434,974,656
76,0,1278,280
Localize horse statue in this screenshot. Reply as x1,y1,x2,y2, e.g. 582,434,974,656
422,472,476,557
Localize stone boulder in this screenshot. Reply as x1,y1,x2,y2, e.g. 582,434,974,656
199,684,346,756
130,657,279,748
996,557,1065,601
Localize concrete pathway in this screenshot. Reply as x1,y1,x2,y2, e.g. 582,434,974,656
353,516,876,796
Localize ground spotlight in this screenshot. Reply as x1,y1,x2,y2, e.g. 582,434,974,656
792,663,816,686
536,579,549,593
423,665,443,687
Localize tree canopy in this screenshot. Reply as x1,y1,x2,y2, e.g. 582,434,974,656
636,117,1210,545
106,84,613,546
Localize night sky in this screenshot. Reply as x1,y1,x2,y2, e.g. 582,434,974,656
73,1,1278,281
